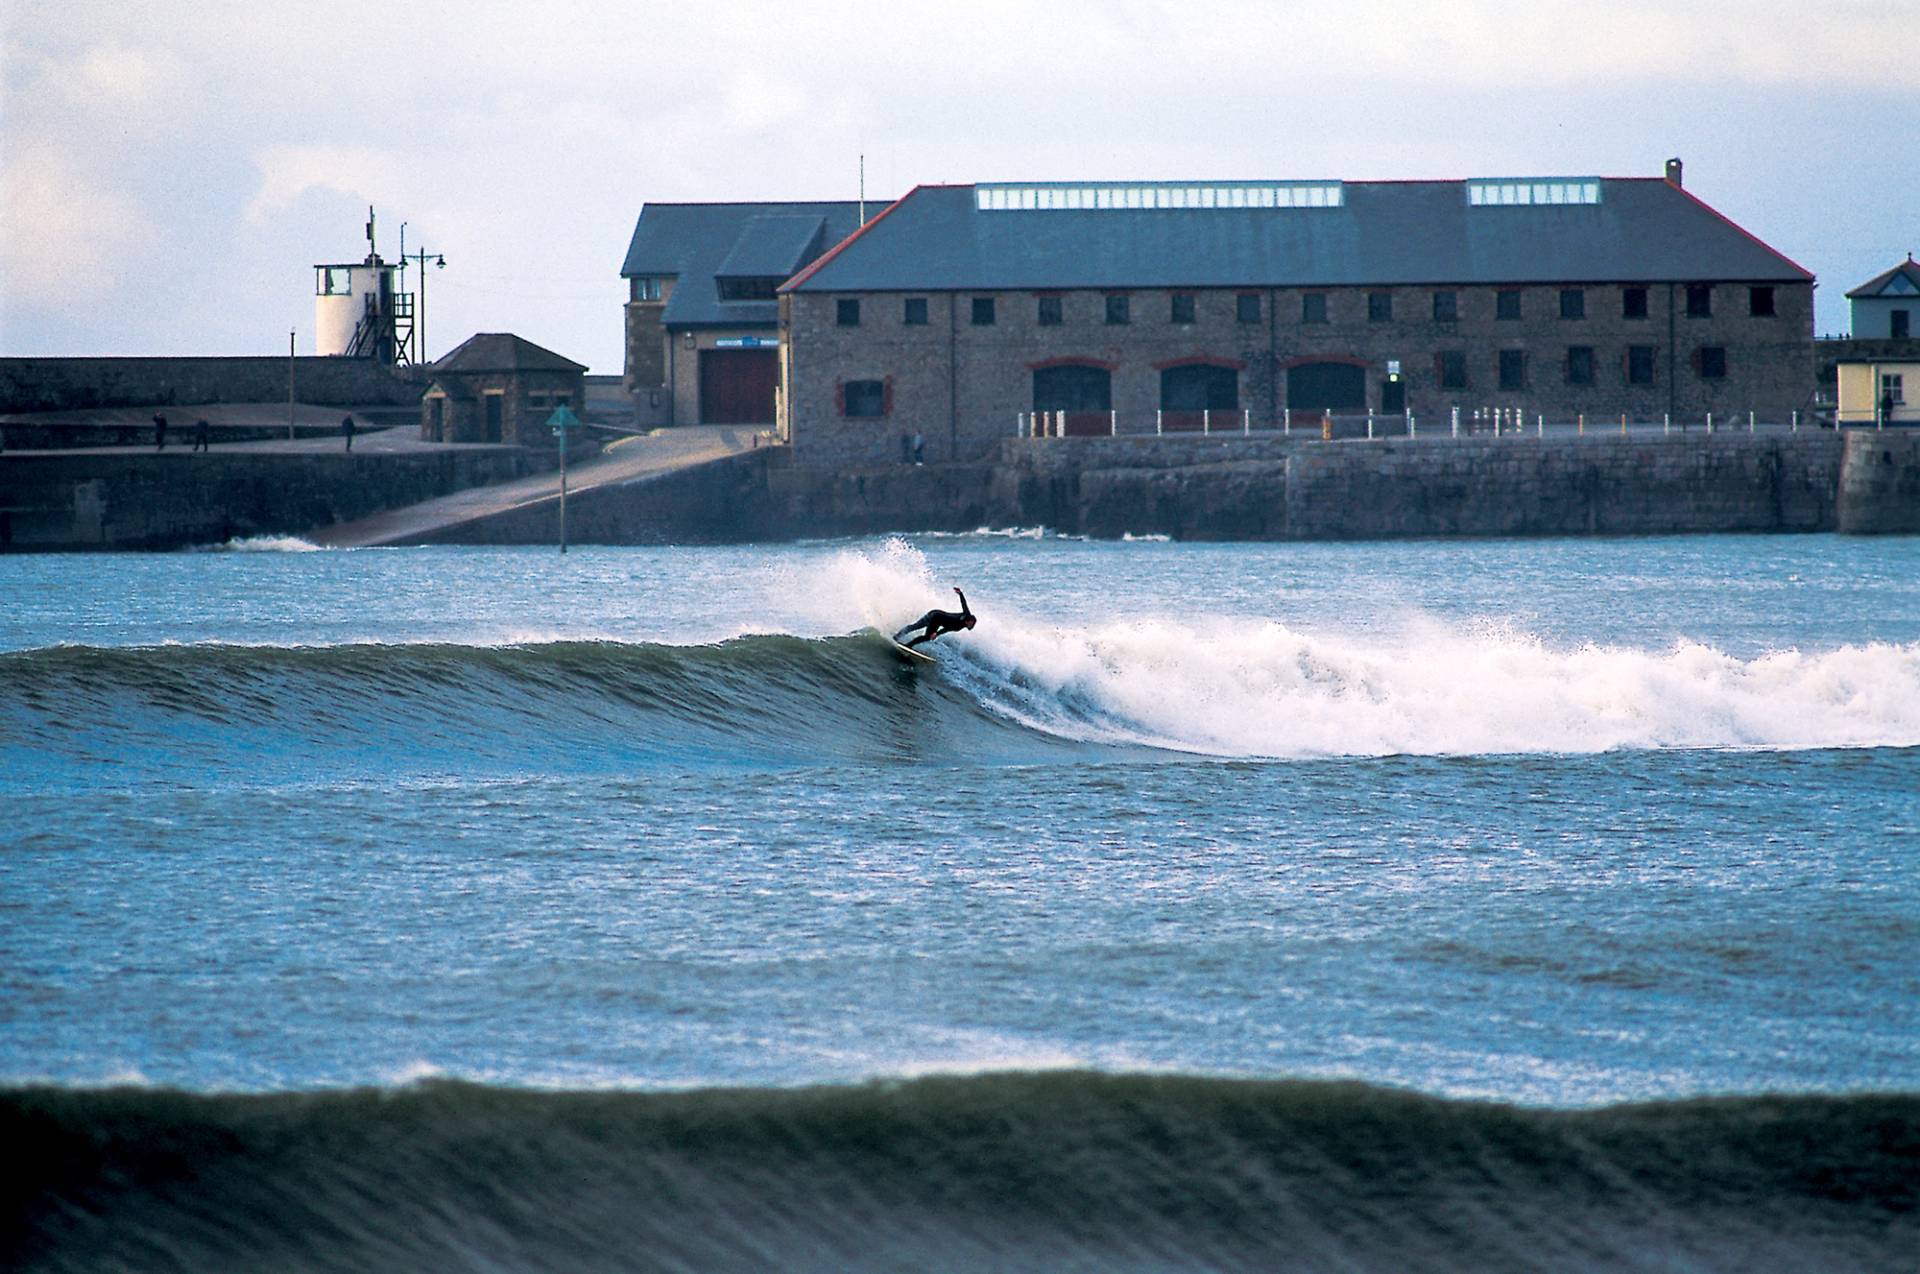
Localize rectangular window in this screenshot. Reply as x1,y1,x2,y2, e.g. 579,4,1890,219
1748,286,1775,317
1623,287,1649,320
836,298,860,327
1698,346,1727,379
1496,290,1522,321
1880,372,1905,405
843,379,886,418
1686,284,1713,318
1105,294,1131,325
1037,295,1063,326
1560,288,1585,319
903,297,928,325
971,296,995,325
1628,345,1656,385
1894,310,1911,339
1236,293,1261,323
1438,350,1467,390
1566,346,1595,385
1368,291,1392,322
1498,349,1526,390
1433,290,1458,321
630,276,663,302
717,277,780,301
1302,293,1328,324
1170,293,1196,324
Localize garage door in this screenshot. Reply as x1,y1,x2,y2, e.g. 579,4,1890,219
699,348,778,424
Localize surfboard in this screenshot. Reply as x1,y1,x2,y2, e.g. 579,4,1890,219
874,628,937,664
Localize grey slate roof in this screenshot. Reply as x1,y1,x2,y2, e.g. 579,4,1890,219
785,180,1812,293
1846,257,1920,298
621,201,874,328
433,333,587,375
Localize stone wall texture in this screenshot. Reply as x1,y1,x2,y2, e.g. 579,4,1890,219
0,357,424,413
787,283,1816,467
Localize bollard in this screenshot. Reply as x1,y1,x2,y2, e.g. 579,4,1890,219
1452,406,1459,438
1204,409,1211,436
1537,414,1544,437
1707,412,1713,434
1792,410,1798,432
1748,411,1755,433
1111,409,1117,437
1284,407,1291,436
1322,411,1332,441
1156,409,1163,437
1664,412,1670,436
1578,413,1584,436
1620,413,1627,436
1243,408,1250,435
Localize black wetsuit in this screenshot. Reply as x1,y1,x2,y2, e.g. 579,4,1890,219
894,588,974,649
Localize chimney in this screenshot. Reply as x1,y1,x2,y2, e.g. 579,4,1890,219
1665,157,1683,188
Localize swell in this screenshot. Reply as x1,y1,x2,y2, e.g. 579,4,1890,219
0,637,1095,785
5,1073,1915,1273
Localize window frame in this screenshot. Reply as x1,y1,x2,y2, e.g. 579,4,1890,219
1559,288,1586,320
1496,289,1522,321
1566,345,1595,386
1236,293,1262,324
903,296,929,326
842,378,887,418
1037,295,1063,326
1686,284,1713,318
1627,345,1657,385
1748,286,1776,317
1368,291,1393,322
1697,346,1727,379
1301,292,1328,324
836,298,861,327
1433,290,1458,322
1105,294,1132,325
1169,293,1196,325
1622,287,1649,320
1498,348,1526,391
1437,350,1468,390
971,296,996,326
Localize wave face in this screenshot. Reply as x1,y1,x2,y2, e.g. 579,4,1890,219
7,1074,1915,1273
6,620,1920,786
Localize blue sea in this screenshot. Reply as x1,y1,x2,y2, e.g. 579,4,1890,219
3,533,1917,1272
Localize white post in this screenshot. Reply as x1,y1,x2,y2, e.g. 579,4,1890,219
1284,407,1291,436
1537,414,1544,437
1409,414,1416,439
1366,416,1374,440
1156,409,1163,437
1204,408,1211,435
1664,413,1670,436
1017,412,1026,438
1707,412,1713,434
1111,409,1117,437
1451,406,1459,438
1792,410,1798,432
1748,410,1755,433
1243,408,1250,435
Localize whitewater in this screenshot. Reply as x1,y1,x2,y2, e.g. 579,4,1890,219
4,533,1917,1271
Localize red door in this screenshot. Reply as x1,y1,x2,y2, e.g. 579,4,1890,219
699,348,778,424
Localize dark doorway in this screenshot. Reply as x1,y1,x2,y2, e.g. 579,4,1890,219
1033,364,1112,435
1380,377,1406,414
700,348,779,424
483,394,504,443
1286,362,1366,412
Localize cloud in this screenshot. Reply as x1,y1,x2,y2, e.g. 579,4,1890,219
0,141,157,308
246,144,409,225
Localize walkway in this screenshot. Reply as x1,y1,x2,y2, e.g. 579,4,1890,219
312,426,764,547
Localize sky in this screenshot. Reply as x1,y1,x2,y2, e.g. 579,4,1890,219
2,0,1914,376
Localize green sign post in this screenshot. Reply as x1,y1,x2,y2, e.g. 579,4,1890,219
547,404,581,554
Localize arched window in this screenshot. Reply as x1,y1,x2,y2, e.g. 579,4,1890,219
1032,364,1111,413
1160,364,1238,411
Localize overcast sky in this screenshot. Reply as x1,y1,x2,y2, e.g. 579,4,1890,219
3,0,1913,375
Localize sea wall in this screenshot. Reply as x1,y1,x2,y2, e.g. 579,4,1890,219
0,357,423,413
0,448,531,550
1837,429,1920,534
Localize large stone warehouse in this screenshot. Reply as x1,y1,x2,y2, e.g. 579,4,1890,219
773,162,1814,467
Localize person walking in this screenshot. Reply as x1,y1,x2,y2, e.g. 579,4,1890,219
342,414,356,452
192,419,210,452
152,412,168,451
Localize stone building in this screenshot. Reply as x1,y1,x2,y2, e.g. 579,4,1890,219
421,333,586,446
619,201,873,427
779,163,1815,467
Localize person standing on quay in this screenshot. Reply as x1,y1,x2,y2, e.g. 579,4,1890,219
342,414,356,452
192,419,210,452
152,412,167,451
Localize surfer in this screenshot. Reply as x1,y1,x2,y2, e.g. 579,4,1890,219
894,588,976,649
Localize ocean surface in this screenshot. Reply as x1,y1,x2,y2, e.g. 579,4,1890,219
3,532,1917,1271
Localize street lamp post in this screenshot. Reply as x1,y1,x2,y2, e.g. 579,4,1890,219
406,248,446,364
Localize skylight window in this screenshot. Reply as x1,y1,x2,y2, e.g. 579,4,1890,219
975,181,1344,212
1467,179,1601,206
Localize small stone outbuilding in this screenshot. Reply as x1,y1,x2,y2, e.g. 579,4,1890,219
422,333,586,446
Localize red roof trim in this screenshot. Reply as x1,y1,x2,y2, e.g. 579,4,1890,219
1667,184,1814,282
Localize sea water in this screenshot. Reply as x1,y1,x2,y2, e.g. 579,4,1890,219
4,534,1917,1271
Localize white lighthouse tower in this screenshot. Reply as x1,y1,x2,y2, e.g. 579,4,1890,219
313,207,408,362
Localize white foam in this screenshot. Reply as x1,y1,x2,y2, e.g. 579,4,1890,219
747,540,1920,758
190,535,328,553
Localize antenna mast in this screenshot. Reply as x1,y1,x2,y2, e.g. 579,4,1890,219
859,154,866,226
